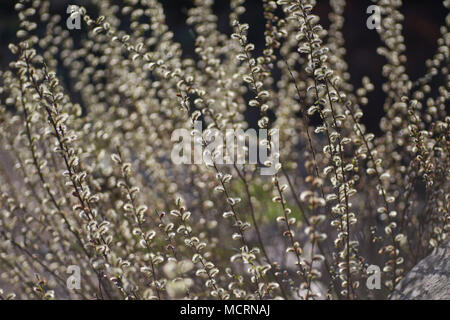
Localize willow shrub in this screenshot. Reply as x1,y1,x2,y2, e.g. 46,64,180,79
0,0,448,300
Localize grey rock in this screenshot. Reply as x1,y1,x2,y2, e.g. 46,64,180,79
390,240,449,300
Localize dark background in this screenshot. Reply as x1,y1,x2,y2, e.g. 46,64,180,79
0,0,447,134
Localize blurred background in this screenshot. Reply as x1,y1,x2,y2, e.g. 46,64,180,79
0,0,447,134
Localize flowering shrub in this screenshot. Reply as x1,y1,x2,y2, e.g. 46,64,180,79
0,0,448,300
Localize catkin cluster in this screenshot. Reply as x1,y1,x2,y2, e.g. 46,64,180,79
0,0,448,300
